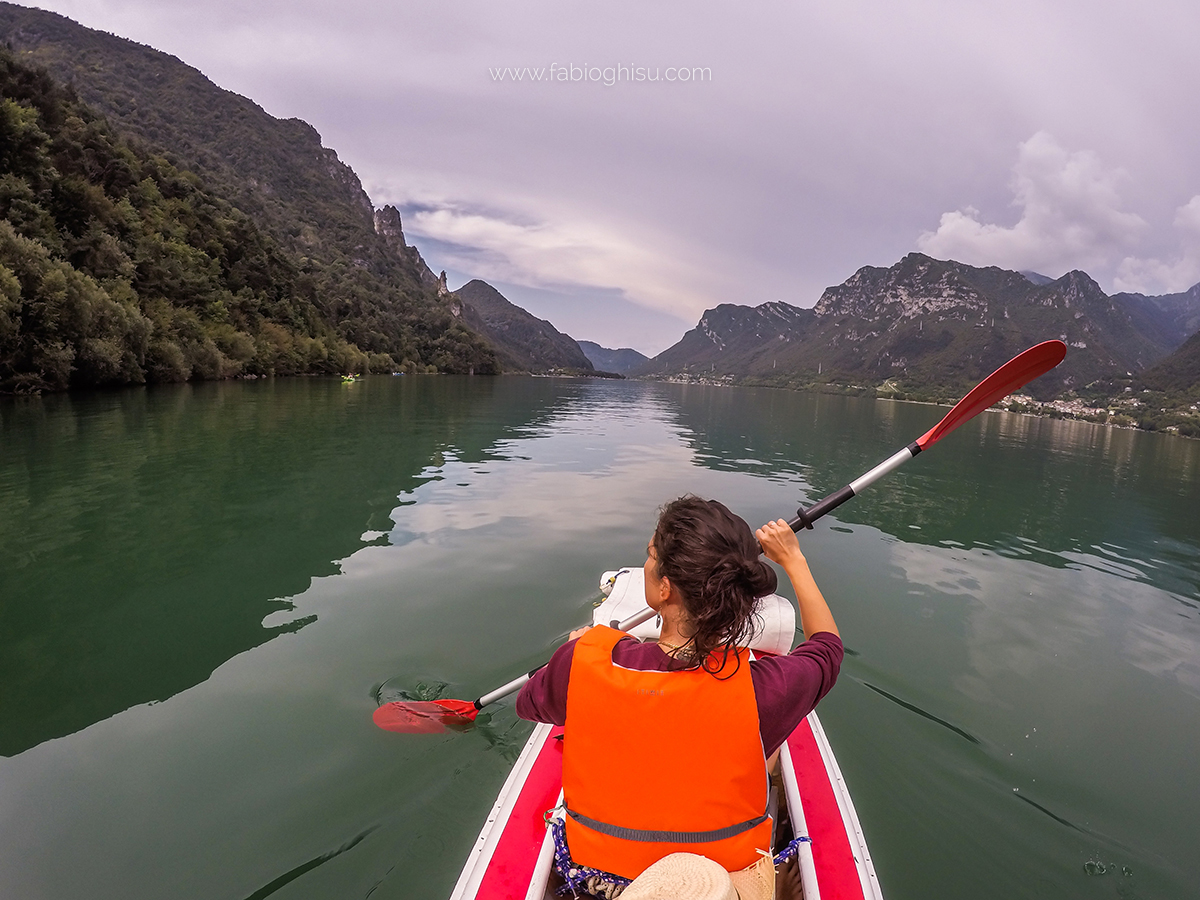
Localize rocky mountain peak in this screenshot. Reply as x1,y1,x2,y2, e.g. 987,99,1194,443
1032,270,1110,312
373,205,408,250
1060,270,1104,300
694,301,811,350
815,253,987,323
757,300,809,322
372,205,439,289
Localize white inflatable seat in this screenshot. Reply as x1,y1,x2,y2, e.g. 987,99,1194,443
594,568,797,656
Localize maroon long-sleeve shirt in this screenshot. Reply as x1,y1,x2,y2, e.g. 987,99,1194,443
515,631,843,756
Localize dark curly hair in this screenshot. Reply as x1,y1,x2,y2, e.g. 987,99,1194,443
652,496,778,673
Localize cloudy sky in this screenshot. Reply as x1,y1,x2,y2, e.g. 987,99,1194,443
21,0,1200,354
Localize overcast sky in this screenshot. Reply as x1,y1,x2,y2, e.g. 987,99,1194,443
21,0,1200,354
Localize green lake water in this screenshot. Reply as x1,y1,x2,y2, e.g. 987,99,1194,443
2,375,1198,899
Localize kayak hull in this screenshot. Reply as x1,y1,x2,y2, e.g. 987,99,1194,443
448,722,563,900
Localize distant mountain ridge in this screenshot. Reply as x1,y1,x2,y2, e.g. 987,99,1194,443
577,341,649,375
1112,284,1200,346
1139,328,1200,391
642,301,815,376
1020,271,1055,286
644,253,1200,400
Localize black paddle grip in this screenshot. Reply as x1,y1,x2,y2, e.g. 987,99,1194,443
787,484,856,532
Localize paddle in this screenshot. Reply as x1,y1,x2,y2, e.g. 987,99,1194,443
373,605,659,733
373,340,1066,734
786,340,1067,531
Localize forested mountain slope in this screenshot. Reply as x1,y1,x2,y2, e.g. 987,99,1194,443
0,3,496,387
1139,329,1200,392
1112,284,1200,348
452,279,594,373
1,50,382,390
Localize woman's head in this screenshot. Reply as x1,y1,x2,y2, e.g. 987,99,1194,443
646,496,778,670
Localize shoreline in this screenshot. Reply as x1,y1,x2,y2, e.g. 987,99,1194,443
634,373,1200,440
5,370,1197,440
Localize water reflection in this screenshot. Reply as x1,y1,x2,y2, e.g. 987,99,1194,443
650,384,1200,601
0,376,583,756
2,376,1199,900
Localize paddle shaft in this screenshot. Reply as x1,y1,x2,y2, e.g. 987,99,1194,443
788,441,921,531
473,605,658,708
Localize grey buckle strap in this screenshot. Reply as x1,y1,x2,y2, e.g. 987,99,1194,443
565,807,770,844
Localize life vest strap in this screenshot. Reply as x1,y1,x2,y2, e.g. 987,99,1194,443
565,807,770,844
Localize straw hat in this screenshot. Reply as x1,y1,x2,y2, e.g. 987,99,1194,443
729,852,776,900
620,854,736,900
620,852,775,900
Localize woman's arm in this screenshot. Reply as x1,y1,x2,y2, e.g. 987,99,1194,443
755,519,839,639
514,638,577,724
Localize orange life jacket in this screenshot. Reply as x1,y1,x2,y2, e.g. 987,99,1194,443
562,625,771,879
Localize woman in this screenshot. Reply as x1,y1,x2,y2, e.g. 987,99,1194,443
516,496,842,898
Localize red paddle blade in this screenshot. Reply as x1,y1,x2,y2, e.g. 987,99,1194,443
372,699,479,734
917,340,1067,450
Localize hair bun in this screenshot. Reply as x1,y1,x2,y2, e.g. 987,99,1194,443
708,553,776,598
744,556,778,597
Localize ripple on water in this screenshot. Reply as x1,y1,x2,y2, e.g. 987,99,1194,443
988,531,1200,606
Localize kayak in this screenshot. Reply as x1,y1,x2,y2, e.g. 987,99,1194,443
438,341,1075,898
447,569,884,900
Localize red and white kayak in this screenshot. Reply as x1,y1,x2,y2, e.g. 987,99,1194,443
447,570,884,900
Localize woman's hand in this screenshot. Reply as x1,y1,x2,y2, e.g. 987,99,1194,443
756,519,806,568
756,519,838,638
568,625,593,641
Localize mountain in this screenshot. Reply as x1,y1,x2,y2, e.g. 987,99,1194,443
645,254,1195,400
577,341,649,375
1138,328,1200,393
452,280,593,373
0,3,496,379
1111,284,1200,348
1,46,392,390
640,301,815,376
805,255,1171,395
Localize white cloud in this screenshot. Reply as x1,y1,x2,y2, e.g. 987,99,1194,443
392,199,711,322
918,132,1147,276
1113,195,1200,294
1177,195,1200,235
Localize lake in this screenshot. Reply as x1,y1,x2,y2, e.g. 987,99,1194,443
2,375,1198,899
